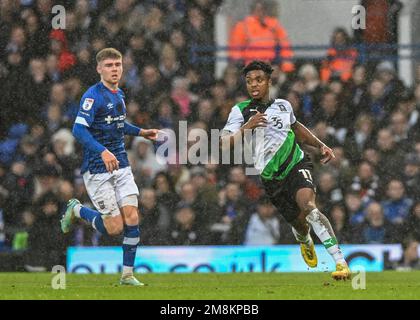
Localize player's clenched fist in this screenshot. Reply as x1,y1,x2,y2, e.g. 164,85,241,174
243,111,267,130
101,149,120,173
140,129,160,141
320,145,335,164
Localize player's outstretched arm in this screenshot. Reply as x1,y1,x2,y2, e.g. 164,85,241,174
291,121,335,164
123,121,159,141
139,129,159,141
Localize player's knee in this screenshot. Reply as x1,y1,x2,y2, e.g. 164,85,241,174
301,201,317,216
119,194,138,208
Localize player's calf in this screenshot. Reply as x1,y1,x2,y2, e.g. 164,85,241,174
105,219,124,236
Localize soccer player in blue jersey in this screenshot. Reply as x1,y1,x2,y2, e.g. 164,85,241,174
61,48,159,286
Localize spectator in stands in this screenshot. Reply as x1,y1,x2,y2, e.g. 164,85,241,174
228,0,294,73
183,5,215,84
152,95,181,131
139,188,170,245
389,111,411,152
213,183,249,243
329,204,352,244
316,171,343,215
344,189,368,226
376,128,405,182
349,161,380,204
49,30,76,74
381,179,413,225
167,205,206,245
189,166,220,229
344,114,375,163
348,65,368,114
23,58,51,126
152,171,180,213
14,135,41,169
320,28,358,83
170,77,197,119
228,166,262,202
375,61,405,117
242,196,281,245
298,64,323,122
322,145,353,189
360,79,387,123
2,161,34,228
72,48,97,87
159,43,184,84
51,129,78,181
313,91,347,141
121,50,140,96
33,164,61,201
138,64,168,107
131,137,167,188
403,154,420,201
353,202,397,244
25,192,67,270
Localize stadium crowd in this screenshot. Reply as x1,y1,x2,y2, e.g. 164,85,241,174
0,0,419,270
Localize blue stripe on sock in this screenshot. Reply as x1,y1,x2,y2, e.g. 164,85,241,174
124,225,140,238
123,225,139,267
80,207,100,223
92,215,107,235
80,207,108,235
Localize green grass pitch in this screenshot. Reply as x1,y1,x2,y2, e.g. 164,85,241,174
0,272,419,300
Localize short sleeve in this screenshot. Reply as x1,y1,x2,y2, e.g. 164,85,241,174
222,106,244,134
75,94,97,127
287,101,297,125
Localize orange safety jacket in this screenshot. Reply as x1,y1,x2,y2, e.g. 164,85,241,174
229,15,295,73
320,47,358,82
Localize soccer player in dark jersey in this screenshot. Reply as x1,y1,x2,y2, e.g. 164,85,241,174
221,60,350,280
61,48,159,286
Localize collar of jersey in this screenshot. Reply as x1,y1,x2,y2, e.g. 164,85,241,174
249,99,274,113
99,81,119,94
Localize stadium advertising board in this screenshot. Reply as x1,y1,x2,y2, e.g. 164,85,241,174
67,245,403,274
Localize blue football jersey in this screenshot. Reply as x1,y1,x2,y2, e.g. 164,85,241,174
75,82,130,174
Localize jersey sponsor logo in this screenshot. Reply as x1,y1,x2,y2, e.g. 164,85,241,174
278,104,287,112
82,98,94,111
105,114,126,124
107,103,114,109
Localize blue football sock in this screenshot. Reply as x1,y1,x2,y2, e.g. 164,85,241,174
80,207,108,235
122,225,140,268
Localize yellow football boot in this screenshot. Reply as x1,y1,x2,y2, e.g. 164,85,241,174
300,241,318,268
331,263,351,281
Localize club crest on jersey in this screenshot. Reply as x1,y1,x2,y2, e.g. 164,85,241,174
82,98,94,111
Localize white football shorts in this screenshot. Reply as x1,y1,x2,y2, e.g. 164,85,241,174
83,166,139,217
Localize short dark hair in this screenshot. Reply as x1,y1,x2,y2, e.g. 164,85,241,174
96,48,122,63
242,60,274,77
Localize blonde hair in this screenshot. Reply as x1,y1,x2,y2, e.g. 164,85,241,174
96,48,122,63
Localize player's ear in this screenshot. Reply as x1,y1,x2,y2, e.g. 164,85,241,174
96,63,101,75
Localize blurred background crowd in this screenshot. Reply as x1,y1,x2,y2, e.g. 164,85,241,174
0,0,419,271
